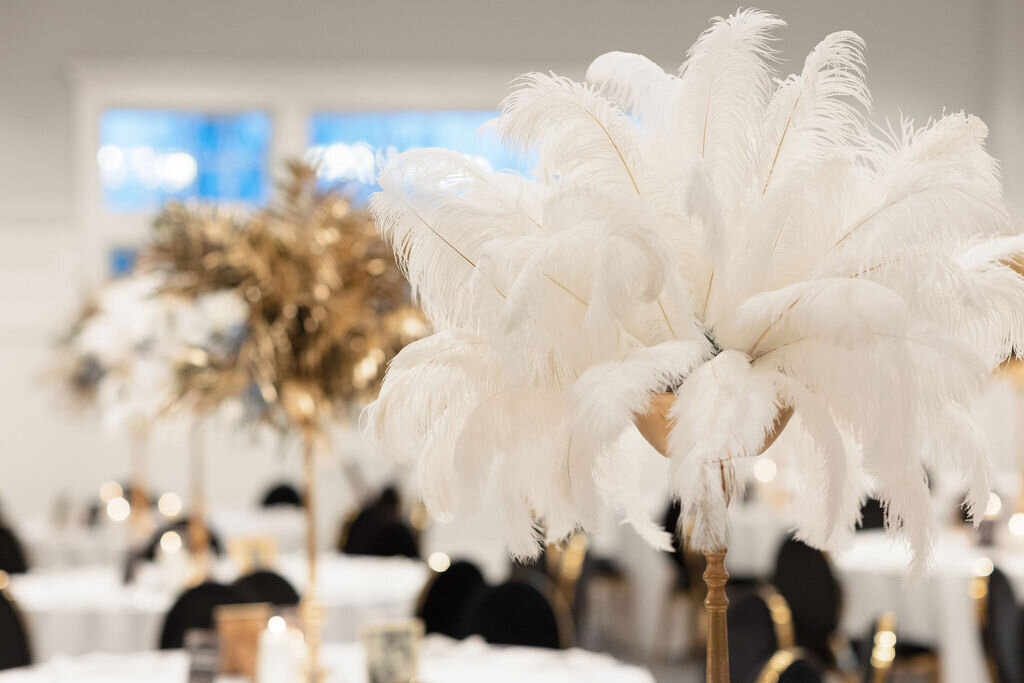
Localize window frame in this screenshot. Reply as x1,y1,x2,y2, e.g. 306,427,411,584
71,59,570,280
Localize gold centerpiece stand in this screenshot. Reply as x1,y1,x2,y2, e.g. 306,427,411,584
634,394,791,683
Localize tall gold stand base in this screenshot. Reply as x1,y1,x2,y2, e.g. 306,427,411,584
301,435,324,683
704,550,730,683
299,594,325,683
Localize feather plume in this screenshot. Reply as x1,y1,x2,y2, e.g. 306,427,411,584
366,9,1020,576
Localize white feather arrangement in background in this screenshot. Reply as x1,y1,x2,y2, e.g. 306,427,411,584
365,9,1024,574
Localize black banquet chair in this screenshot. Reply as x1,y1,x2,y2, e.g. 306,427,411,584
158,582,249,650
340,487,419,559
0,527,28,575
854,611,938,682
260,483,303,508
772,538,841,668
983,566,1024,683
751,649,824,683
232,569,300,607
856,497,886,531
728,591,786,683
0,586,32,670
360,520,419,559
463,575,571,649
416,559,486,638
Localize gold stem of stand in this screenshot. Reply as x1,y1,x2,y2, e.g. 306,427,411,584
703,550,730,683
131,430,152,542
187,420,210,580
300,434,324,683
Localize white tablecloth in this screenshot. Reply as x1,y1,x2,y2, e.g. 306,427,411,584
7,553,428,663
17,507,308,570
725,502,793,577
0,635,655,682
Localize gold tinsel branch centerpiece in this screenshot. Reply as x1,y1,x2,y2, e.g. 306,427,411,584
137,161,425,680
139,161,427,431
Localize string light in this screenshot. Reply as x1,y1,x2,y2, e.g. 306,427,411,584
158,492,183,518
159,530,183,554
99,481,123,503
427,552,451,573
753,458,778,483
106,496,131,522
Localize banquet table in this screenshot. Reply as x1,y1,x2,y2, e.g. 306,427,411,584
834,528,1024,683
0,635,656,682
7,553,428,663
17,507,308,570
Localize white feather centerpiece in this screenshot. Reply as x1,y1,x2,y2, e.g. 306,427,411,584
366,8,1024,586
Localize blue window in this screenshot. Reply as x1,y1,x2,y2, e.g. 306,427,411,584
307,111,524,202
98,110,272,212
107,246,138,277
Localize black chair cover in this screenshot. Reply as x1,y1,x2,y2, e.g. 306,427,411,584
0,591,31,670
661,500,691,591
158,582,249,649
260,483,302,508
464,577,564,649
856,498,885,531
340,487,418,558
984,567,1024,683
417,560,486,638
728,592,780,683
232,570,300,607
0,527,28,575
773,538,841,667
750,654,824,683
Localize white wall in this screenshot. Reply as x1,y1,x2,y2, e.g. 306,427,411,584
0,0,1021,519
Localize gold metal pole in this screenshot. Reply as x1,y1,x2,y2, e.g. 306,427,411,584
634,395,789,683
300,433,324,682
187,419,210,580
703,550,730,683
131,429,153,543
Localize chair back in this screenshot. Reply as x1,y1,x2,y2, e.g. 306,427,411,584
856,498,885,531
465,575,569,649
416,560,486,637
159,582,249,649
339,487,400,551
232,570,299,606
661,500,692,591
753,649,824,683
341,488,419,559
260,483,302,508
772,538,840,667
363,521,419,558
984,567,1024,683
729,592,781,683
0,586,31,670
0,528,28,575
143,519,222,561
857,611,897,683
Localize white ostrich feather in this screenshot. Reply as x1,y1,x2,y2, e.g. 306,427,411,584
366,9,1023,573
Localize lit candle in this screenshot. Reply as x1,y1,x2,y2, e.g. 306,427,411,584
257,616,306,683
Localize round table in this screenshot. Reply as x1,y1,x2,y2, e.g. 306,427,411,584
834,528,1024,683
0,635,655,682
7,553,428,662
17,507,308,570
